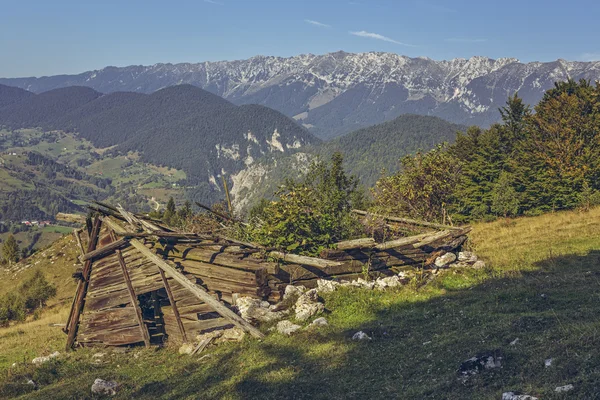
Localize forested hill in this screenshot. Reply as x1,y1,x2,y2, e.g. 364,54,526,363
0,84,35,108
318,114,466,187
0,86,101,128
0,84,317,200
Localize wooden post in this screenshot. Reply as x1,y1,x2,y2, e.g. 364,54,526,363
102,216,265,339
79,238,129,262
159,269,188,343
65,217,102,350
111,232,151,347
222,175,233,219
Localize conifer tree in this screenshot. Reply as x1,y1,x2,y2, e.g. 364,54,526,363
2,235,20,266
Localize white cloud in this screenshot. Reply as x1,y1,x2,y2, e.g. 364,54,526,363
580,53,600,61
349,30,415,47
445,38,487,43
304,19,331,28
204,0,224,5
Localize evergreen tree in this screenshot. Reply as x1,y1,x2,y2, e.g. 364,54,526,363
499,92,531,151
163,197,176,225
19,270,57,310
491,172,520,217
2,235,20,266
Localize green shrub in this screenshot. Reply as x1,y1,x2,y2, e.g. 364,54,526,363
19,270,57,311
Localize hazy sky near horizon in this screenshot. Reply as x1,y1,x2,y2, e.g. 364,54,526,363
1,0,599,77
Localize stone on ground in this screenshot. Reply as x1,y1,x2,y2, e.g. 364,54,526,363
374,275,402,290
472,260,486,269
283,285,307,301
434,252,457,268
178,343,195,355
295,289,324,321
32,351,60,365
458,251,478,263
91,379,119,396
316,279,340,293
236,297,289,323
502,392,538,400
310,317,329,326
352,331,372,341
277,320,302,335
459,352,502,376
555,384,574,393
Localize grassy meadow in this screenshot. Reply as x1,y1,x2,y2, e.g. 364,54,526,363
1,207,599,399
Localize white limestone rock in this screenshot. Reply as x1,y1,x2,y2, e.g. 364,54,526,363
310,317,329,327
32,351,60,365
316,279,340,293
295,289,324,321
502,392,538,400
352,331,372,341
472,260,486,269
91,379,119,396
458,251,478,263
555,384,574,393
236,297,289,323
434,253,457,268
277,320,302,335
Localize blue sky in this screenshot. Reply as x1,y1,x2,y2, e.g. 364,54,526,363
1,0,599,77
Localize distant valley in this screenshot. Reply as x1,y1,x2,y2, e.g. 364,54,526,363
0,83,465,220
2,51,600,139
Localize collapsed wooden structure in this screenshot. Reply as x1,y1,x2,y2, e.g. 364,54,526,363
64,204,470,349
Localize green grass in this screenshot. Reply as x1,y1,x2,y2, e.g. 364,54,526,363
1,208,600,399
41,226,73,235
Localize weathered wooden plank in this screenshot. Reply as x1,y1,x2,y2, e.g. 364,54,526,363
66,217,102,350
79,238,129,262
113,233,151,347
159,269,187,343
333,238,376,250
78,325,145,346
268,251,343,268
181,260,258,285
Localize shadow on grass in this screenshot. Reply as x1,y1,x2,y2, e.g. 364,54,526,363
10,251,600,400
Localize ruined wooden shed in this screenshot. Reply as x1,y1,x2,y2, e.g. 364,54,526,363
64,204,470,349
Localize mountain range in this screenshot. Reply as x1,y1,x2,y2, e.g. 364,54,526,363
2,51,599,138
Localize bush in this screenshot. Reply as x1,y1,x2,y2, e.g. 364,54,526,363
19,270,57,311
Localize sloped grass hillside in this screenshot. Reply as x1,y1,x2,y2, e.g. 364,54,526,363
1,208,600,399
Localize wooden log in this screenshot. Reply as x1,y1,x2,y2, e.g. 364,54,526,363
65,217,102,350
167,247,278,274
352,209,465,231
413,228,471,248
79,238,129,262
102,217,264,339
181,260,258,285
374,233,433,250
332,238,376,251
268,251,343,268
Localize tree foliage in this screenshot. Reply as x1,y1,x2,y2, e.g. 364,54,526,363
249,153,366,255
372,144,462,223
2,234,20,266
373,80,600,222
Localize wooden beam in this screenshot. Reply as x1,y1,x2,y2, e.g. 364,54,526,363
79,238,129,262
352,209,465,231
113,237,151,348
159,269,188,343
333,238,376,250
268,251,343,268
65,217,102,350
73,229,85,256
222,175,234,219
374,232,433,250
102,216,264,339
